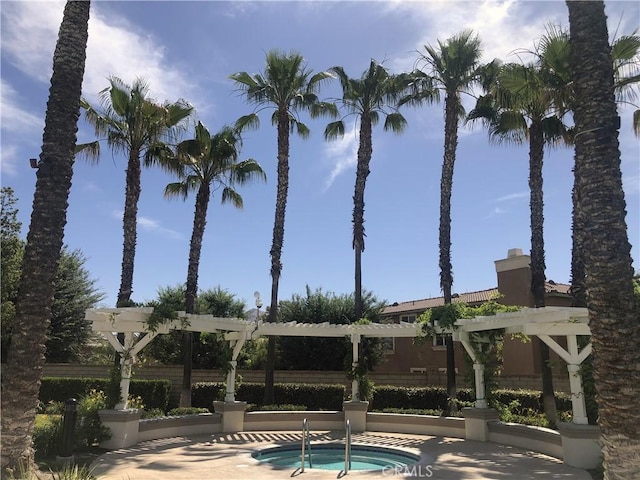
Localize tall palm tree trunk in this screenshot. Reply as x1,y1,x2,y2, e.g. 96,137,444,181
264,110,291,404
117,148,142,306
570,172,587,307
180,185,210,407
440,92,458,413
528,122,557,428
353,116,373,321
114,148,142,367
567,2,640,477
1,1,90,473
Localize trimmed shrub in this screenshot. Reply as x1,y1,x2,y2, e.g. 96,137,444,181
167,407,210,416
192,382,225,411
191,382,346,411
39,377,172,412
256,404,307,411
130,379,172,411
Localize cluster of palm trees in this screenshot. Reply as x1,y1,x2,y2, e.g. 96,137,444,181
2,1,638,477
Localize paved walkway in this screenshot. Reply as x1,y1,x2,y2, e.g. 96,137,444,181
91,431,593,480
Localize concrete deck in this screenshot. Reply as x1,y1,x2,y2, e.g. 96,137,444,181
91,431,593,479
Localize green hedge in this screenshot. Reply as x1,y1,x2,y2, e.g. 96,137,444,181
372,386,474,411
371,386,571,414
192,382,346,411
492,389,572,414
39,377,172,411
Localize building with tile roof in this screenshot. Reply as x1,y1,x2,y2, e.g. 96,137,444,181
374,248,573,377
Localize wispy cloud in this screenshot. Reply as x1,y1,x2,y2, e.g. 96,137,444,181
0,145,19,176
322,124,359,190
0,79,43,134
0,1,202,108
494,191,529,203
110,210,185,240
483,206,506,220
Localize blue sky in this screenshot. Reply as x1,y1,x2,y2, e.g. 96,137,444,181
2,1,639,310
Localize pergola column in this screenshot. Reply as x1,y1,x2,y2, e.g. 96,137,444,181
224,335,247,402
116,332,134,410
538,334,591,425
351,333,360,401
99,329,159,410
457,332,488,408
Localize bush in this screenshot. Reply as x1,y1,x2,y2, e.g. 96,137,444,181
39,377,172,412
167,407,210,416
141,408,166,419
75,390,111,450
371,386,474,411
256,404,307,411
191,382,346,411
33,415,62,460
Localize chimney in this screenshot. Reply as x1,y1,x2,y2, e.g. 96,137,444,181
494,248,533,307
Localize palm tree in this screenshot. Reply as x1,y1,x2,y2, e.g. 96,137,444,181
566,2,640,477
0,1,90,474
405,30,487,413
162,121,266,406
230,50,335,404
324,60,408,321
467,36,572,426
81,77,193,307
536,27,640,309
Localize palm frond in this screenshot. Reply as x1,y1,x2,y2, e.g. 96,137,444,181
74,141,100,164
383,112,407,133
325,120,346,140
221,187,244,209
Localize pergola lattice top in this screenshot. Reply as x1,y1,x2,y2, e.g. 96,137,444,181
87,306,592,422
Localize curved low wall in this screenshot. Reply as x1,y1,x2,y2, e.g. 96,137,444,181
103,409,599,469
138,413,222,442
367,413,465,439
244,411,344,432
487,421,562,459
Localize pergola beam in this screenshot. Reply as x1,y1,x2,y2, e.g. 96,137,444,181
88,305,592,423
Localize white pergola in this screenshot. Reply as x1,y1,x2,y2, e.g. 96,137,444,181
87,306,591,423
453,306,591,424
86,307,421,408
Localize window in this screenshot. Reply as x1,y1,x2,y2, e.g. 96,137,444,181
381,337,395,353
433,334,447,348
400,314,417,323
432,320,446,348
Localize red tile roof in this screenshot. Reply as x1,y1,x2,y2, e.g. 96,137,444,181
383,288,499,315
383,281,571,315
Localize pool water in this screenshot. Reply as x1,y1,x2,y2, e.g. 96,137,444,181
253,444,420,471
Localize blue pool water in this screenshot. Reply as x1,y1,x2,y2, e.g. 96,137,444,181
252,444,420,471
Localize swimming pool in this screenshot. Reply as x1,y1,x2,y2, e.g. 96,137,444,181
252,443,420,471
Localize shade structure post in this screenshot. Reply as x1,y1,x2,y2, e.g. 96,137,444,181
566,335,588,424
473,363,488,408
351,334,360,401
224,336,247,402
115,332,135,410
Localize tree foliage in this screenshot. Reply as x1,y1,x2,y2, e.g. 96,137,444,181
276,286,386,371
1,188,104,363
142,285,265,369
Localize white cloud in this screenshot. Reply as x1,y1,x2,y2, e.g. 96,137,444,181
0,1,201,108
110,210,184,240
0,80,44,134
495,191,529,203
484,206,506,220
322,124,359,190
0,145,19,176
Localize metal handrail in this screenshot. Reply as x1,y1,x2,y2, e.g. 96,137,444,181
301,418,312,472
344,419,352,474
